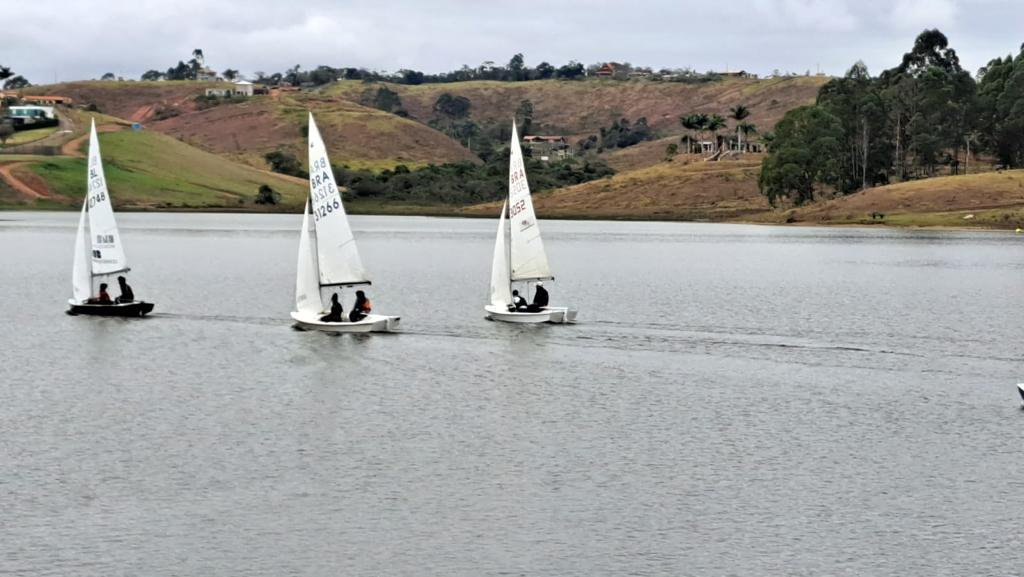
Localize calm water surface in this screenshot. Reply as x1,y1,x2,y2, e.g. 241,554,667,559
1,212,1022,576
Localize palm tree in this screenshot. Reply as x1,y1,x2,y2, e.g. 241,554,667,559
680,114,699,153
739,122,758,152
729,105,751,152
707,114,727,153
192,49,205,66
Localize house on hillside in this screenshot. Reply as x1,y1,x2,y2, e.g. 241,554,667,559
22,95,74,105
204,80,255,98
522,135,570,161
595,63,615,77
717,70,758,79
197,67,219,81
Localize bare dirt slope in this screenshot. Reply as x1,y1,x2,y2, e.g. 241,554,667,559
328,76,827,135
150,95,479,170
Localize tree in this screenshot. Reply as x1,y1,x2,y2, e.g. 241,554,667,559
0,121,13,146
141,70,163,81
3,75,30,89
680,113,709,153
729,104,751,151
759,105,843,206
192,48,205,66
515,99,534,135
556,61,585,80
254,184,281,205
664,143,678,161
0,65,13,81
706,114,727,152
101,72,116,81
372,86,403,113
738,122,758,148
433,93,471,119
535,61,555,80
508,53,525,81
222,69,239,81
264,150,307,178
976,48,1024,167
399,69,424,85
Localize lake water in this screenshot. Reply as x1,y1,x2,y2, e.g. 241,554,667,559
1,212,1022,576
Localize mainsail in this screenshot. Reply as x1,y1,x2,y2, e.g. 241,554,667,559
85,119,128,276
489,200,512,307
306,113,369,287
507,121,551,281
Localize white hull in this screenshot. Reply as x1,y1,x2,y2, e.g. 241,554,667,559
484,304,577,324
290,311,400,333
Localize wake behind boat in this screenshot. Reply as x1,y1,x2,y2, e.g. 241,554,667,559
484,121,576,324
290,113,400,333
67,119,154,318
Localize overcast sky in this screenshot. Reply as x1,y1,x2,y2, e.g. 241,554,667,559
5,0,1023,83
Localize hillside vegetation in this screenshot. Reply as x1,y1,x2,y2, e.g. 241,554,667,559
151,95,479,171
325,76,828,136
0,125,307,210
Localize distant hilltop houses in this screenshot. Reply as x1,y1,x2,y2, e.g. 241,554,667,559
590,62,760,80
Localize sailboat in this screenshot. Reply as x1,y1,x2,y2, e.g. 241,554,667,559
290,113,400,333
67,119,154,317
484,121,576,324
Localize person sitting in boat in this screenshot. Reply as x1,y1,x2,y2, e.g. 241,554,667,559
526,282,549,312
320,293,344,323
114,275,134,304
349,290,371,322
87,283,113,305
509,289,527,312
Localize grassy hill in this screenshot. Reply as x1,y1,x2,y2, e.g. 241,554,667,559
775,170,1024,228
463,157,766,221
0,124,307,210
22,77,826,175
150,94,479,171
23,81,229,122
324,76,828,136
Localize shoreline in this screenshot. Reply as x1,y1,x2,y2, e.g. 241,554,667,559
1,203,1020,232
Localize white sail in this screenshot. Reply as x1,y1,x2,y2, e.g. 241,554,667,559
70,198,91,303
295,199,323,314
307,113,369,286
85,119,128,276
489,201,512,307
508,121,552,281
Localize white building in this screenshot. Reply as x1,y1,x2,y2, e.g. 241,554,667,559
204,81,255,98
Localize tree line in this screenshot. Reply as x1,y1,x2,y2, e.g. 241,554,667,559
244,54,733,88
265,148,613,206
759,30,1024,206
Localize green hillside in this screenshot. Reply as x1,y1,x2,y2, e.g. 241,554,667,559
2,126,307,210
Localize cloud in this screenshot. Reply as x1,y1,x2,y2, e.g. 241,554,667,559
889,0,956,30
1,0,1018,83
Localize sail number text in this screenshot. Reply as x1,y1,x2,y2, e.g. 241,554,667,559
509,167,528,196
309,158,340,222
87,190,106,208
509,199,528,218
